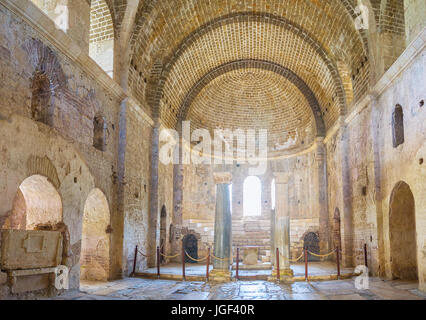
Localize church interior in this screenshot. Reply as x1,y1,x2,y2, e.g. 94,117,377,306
0,0,425,301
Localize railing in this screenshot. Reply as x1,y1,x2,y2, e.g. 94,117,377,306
132,243,369,282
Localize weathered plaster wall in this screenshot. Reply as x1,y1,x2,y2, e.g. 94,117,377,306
373,46,425,289
325,33,425,290
121,105,152,274
0,3,152,293
0,115,95,291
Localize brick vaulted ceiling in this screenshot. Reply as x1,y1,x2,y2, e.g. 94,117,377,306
107,0,373,154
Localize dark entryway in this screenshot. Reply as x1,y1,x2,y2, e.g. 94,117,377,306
183,234,198,263
304,232,320,262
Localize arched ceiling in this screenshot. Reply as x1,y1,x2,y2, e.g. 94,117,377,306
103,0,376,154
187,67,317,155
157,17,345,132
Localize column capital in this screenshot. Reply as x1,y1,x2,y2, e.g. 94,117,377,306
213,172,232,184
273,172,289,184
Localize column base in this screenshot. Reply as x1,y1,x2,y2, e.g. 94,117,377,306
209,269,232,283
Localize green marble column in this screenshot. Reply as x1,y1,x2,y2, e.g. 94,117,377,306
210,172,232,282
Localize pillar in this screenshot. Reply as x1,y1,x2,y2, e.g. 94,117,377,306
272,172,293,279
210,172,232,282
316,137,330,254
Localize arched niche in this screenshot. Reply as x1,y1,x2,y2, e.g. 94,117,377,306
389,181,417,280
80,188,111,282
3,174,62,230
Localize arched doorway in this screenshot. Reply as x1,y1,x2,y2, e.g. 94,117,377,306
183,234,198,264
389,181,417,280
333,208,342,257
160,205,167,264
304,232,320,262
80,189,111,281
2,175,62,230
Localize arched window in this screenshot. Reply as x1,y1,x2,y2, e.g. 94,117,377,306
243,176,262,217
89,0,114,77
93,113,107,151
392,104,404,148
271,179,276,210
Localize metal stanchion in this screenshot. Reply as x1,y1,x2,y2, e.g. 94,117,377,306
132,245,138,276
364,244,368,268
236,248,240,280
156,246,160,278
304,248,308,281
182,244,186,281
276,248,280,282
206,248,210,281
336,246,341,279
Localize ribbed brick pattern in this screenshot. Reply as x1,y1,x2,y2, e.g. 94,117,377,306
90,0,114,44
186,67,316,153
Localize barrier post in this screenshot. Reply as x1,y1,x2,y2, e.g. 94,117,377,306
132,245,138,276
276,248,280,282
364,244,368,268
206,248,210,281
182,244,186,281
304,248,308,281
236,248,240,280
156,246,160,278
336,246,341,279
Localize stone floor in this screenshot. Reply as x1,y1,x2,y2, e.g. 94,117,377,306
139,261,353,278
48,277,426,300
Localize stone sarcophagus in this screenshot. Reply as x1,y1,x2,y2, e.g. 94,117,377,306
1,229,63,271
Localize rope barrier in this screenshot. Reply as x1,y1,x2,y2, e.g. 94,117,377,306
289,252,305,263
160,252,181,259
184,251,209,262
137,244,165,258
307,250,335,258
210,253,230,261
137,249,156,258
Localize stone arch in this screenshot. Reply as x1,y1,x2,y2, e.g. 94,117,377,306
148,12,351,121
26,155,61,190
24,38,66,91
89,0,115,77
80,188,111,281
179,59,326,137
25,38,66,127
2,174,62,231
389,181,417,280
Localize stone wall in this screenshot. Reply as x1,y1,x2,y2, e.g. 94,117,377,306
325,29,425,289
0,1,153,294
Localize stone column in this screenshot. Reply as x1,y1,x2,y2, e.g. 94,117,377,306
316,137,330,254
210,172,232,282
272,172,293,279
